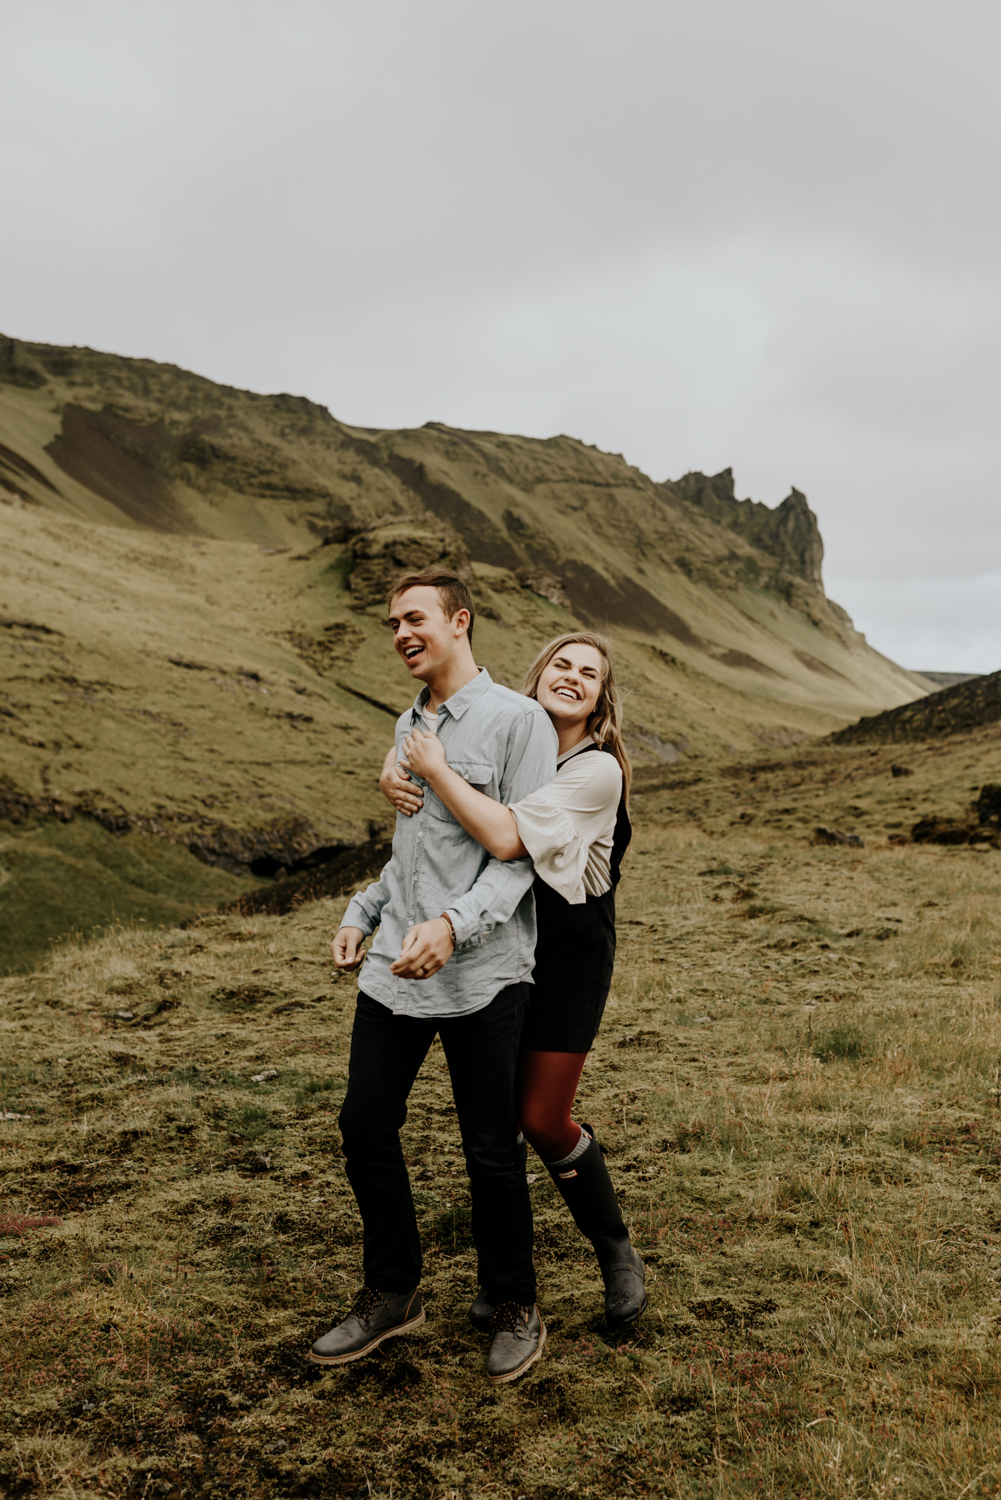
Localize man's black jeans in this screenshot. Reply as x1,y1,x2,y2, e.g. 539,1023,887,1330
339,983,535,1308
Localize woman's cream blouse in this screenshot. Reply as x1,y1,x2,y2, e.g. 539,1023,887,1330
508,737,622,906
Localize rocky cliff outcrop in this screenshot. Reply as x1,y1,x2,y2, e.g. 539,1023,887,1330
670,468,824,587
343,515,474,608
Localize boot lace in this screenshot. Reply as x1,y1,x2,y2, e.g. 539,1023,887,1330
488,1301,530,1335
349,1286,386,1321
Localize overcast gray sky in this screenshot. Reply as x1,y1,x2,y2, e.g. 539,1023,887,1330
3,1,999,671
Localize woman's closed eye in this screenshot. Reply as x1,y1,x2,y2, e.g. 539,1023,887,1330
552,656,598,679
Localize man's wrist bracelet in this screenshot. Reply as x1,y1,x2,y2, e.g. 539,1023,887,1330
439,912,456,949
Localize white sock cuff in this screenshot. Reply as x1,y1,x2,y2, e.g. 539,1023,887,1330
545,1124,590,1170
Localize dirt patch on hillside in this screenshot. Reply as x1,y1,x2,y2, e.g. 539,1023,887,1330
220,835,393,916
716,649,782,677
47,405,200,533
0,438,62,496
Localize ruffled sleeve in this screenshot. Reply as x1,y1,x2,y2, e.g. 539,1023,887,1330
509,752,622,904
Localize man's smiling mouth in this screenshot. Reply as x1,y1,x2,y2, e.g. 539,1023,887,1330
403,644,425,661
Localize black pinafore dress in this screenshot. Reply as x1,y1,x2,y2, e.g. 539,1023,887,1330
520,743,632,1054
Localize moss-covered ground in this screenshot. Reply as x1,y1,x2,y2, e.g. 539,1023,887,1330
0,815,255,974
2,731,1001,1498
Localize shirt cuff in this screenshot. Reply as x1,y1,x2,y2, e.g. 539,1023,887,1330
443,904,479,947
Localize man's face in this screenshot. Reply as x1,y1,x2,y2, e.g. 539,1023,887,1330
388,586,466,683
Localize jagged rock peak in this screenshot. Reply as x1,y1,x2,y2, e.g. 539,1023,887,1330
673,469,823,588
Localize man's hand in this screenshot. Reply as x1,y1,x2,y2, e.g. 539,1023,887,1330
390,917,455,980
401,726,448,784
332,926,367,970
380,755,424,818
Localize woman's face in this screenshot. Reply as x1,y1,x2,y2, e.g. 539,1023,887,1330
536,643,605,730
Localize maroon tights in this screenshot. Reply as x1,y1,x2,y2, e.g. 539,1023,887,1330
516,1049,589,1162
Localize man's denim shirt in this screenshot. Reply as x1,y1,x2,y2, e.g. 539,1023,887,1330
343,669,558,1018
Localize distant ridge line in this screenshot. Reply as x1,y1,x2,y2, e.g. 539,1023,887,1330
916,671,981,689
829,670,1000,745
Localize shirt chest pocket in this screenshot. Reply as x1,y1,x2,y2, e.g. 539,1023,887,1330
428,761,495,822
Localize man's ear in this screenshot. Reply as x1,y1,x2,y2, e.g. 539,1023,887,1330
452,608,471,638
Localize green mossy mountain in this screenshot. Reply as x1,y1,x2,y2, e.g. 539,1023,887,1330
3,335,1000,1494
0,332,931,966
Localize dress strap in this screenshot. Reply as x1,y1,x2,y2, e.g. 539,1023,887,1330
556,740,601,773
609,796,632,887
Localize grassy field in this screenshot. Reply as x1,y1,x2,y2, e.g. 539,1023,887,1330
2,730,1001,1499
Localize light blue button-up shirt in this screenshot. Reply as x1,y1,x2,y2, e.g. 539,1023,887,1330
342,669,558,1018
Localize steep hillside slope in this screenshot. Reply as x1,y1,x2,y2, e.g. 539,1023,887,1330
1,332,926,723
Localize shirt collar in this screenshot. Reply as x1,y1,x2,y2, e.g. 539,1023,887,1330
413,667,492,722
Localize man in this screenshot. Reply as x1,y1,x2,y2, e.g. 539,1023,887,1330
310,566,557,1384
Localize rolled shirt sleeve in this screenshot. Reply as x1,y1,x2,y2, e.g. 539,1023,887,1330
444,852,536,947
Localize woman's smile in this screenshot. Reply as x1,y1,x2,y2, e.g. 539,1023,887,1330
537,645,604,724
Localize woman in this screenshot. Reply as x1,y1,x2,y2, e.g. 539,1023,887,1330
380,631,646,1330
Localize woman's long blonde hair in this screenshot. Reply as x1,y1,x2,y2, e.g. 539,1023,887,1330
522,631,632,802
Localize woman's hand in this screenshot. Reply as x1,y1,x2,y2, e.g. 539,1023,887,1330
380,752,424,817
401,727,447,783
397,727,525,860
383,761,423,816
